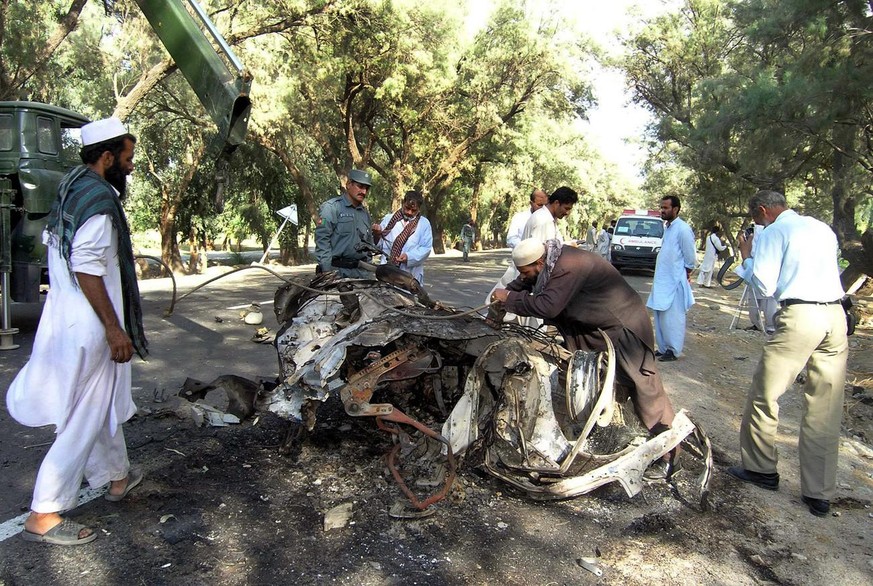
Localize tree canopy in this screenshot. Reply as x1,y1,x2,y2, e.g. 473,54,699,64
2,0,870,282
622,0,873,283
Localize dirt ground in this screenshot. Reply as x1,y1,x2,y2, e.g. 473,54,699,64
0,251,871,585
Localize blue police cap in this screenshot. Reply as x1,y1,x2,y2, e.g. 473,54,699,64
347,169,372,186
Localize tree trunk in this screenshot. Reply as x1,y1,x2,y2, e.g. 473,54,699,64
840,227,873,290
831,124,860,245
302,224,312,263
427,182,452,255
159,191,184,274
430,214,446,255
830,124,873,288
157,142,206,273
187,225,207,274
390,175,404,212
469,162,484,222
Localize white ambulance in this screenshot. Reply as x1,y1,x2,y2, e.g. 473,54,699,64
609,209,664,272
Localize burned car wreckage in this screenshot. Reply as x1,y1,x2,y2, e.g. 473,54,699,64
257,261,713,514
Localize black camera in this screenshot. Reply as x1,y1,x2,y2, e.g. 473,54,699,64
744,226,755,237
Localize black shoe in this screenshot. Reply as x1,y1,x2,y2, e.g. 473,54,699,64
643,452,681,481
743,324,760,331
644,459,670,481
726,466,780,490
335,310,353,328
658,350,678,362
801,495,830,517
654,350,664,358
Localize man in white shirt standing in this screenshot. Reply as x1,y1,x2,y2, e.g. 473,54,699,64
506,188,548,249
595,225,611,259
372,190,432,284
645,195,696,362
522,186,577,243
697,224,726,288
7,117,147,545
585,222,599,251
727,190,847,518
486,186,577,323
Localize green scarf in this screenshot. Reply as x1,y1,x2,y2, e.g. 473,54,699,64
46,165,148,358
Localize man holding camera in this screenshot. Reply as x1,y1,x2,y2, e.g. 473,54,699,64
728,190,847,517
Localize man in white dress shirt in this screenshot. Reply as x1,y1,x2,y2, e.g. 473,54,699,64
506,188,548,249
373,190,433,284
522,186,577,243
727,190,847,518
486,186,577,324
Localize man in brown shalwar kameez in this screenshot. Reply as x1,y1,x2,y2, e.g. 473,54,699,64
491,238,677,478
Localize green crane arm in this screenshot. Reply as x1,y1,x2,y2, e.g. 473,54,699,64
135,0,252,154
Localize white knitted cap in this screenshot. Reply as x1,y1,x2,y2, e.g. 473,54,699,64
512,238,545,267
81,117,128,146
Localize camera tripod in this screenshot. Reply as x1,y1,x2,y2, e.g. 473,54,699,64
729,284,776,333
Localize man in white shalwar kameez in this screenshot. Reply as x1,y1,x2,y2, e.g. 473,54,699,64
373,190,433,284
6,118,147,545
595,226,611,259
697,225,726,288
486,187,577,324
646,196,696,362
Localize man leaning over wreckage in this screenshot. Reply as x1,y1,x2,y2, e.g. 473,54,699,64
7,117,147,545
491,238,678,479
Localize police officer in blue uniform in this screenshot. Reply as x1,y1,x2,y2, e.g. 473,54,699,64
315,169,376,279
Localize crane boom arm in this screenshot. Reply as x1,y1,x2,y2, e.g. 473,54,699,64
135,0,252,153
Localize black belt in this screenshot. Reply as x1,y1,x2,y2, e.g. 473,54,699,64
331,256,361,269
780,299,840,308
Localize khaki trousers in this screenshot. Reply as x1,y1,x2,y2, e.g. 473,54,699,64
740,303,848,500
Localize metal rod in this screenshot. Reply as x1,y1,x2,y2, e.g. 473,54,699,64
186,0,245,73
259,216,289,264
1,272,11,330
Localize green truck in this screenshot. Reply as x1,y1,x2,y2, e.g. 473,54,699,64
0,0,251,348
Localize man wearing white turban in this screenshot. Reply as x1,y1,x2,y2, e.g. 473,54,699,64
486,187,578,325
492,238,678,478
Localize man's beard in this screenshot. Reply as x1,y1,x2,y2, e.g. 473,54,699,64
521,273,538,285
105,161,128,199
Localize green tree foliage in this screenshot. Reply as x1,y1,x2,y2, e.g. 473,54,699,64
2,0,622,272
623,0,873,282
0,1,119,110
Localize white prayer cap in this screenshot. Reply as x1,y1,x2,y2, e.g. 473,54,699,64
81,117,128,146
512,238,545,267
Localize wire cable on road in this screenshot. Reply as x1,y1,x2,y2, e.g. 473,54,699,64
165,264,494,320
